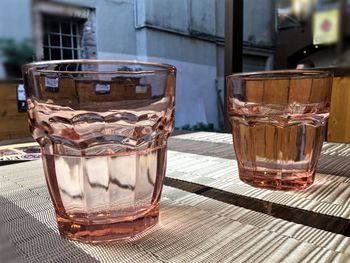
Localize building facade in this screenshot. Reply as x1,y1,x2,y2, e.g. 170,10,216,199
275,0,350,69
0,0,275,129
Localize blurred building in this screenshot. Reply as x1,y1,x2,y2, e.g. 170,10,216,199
242,0,275,72
0,0,275,129
275,0,350,69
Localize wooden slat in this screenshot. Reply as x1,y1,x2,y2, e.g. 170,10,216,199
0,130,31,141
328,77,350,143
265,125,277,160
0,83,17,100
39,77,77,101
0,83,30,140
1,99,23,117
288,78,312,103
76,80,123,102
0,115,29,132
245,80,264,103
76,79,151,103
262,79,289,104
277,125,297,161
253,125,266,159
166,73,176,97
310,77,330,103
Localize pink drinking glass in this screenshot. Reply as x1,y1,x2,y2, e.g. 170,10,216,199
227,70,333,190
23,60,176,243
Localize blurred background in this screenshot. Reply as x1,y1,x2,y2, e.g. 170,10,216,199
0,0,349,141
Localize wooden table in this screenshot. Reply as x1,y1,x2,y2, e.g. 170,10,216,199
1,132,350,262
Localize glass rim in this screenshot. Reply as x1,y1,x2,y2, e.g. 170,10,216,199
227,69,333,80
23,59,177,75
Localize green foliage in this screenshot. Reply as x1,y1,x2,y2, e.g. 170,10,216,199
0,38,34,65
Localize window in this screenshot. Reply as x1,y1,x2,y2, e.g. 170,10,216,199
243,54,268,72
43,16,83,60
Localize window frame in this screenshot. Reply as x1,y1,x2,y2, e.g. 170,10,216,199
32,1,95,61
43,16,83,60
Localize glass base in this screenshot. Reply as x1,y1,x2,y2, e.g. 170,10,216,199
238,168,315,191
57,213,159,244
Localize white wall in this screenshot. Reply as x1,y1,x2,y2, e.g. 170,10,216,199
244,0,275,45
98,52,218,129
0,0,274,130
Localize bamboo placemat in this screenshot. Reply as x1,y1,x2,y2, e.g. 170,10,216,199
1,132,350,262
